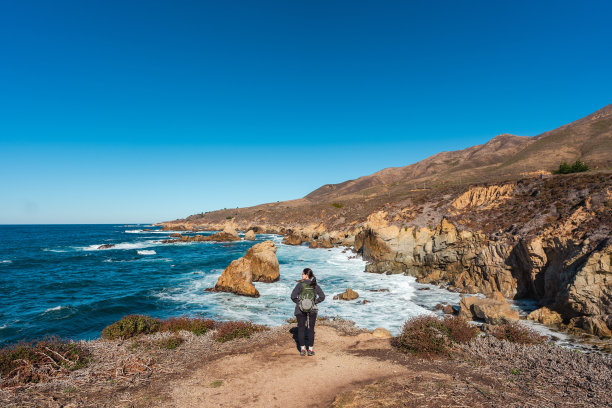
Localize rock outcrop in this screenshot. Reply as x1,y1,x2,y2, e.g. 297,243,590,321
244,230,256,240
459,292,519,324
207,257,259,297
246,241,280,283
283,234,303,245
334,288,359,301
207,240,280,297
527,307,563,325
371,327,392,338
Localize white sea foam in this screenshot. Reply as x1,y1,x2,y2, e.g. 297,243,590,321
155,244,460,334
0,260,12,264
125,229,143,233
137,250,156,255
44,306,66,313
76,240,161,251
43,248,68,253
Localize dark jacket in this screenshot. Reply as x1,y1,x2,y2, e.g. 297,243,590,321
291,279,325,316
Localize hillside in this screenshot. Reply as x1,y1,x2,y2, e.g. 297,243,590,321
162,105,612,340
306,103,612,201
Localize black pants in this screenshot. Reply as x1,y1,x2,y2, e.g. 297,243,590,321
296,312,317,348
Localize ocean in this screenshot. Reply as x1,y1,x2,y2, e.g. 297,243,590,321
1,224,556,347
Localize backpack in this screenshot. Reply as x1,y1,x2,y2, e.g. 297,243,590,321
298,282,316,313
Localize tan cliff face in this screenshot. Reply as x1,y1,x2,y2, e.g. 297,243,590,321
162,173,611,337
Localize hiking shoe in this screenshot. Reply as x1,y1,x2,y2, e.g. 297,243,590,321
300,349,306,356
307,350,315,356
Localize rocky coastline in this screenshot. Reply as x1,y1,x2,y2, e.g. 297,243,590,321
159,172,612,343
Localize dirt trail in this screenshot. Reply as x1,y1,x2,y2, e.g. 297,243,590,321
160,326,416,408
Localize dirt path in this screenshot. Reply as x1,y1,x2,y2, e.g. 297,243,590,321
160,326,415,408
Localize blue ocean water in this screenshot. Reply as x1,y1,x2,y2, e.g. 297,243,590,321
0,224,462,345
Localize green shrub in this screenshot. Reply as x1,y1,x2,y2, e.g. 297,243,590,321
101,315,161,340
0,337,90,386
156,335,184,350
159,317,215,336
554,160,589,174
490,322,546,345
393,315,478,356
331,202,344,209
214,321,267,343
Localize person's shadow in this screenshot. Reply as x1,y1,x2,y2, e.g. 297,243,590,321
289,326,310,351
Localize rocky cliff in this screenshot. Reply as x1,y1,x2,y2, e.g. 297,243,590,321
162,105,612,337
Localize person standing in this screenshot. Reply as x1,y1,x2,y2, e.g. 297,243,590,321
291,268,325,356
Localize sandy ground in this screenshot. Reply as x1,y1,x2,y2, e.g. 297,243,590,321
161,326,411,408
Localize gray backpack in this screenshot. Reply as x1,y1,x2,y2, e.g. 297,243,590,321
298,282,315,313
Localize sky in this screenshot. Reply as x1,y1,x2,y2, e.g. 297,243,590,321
1,1,611,224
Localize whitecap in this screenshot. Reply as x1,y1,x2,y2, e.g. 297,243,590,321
0,324,7,329
0,260,12,264
43,248,68,253
76,240,161,251
125,229,143,234
44,305,66,313
137,250,156,255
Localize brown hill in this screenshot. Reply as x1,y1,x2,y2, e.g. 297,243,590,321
306,104,612,201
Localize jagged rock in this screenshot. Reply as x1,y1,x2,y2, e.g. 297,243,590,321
207,240,280,296
244,230,256,240
334,288,359,301
450,184,515,211
309,239,334,249
207,257,259,297
365,261,408,274
169,233,182,238
558,239,611,323
283,234,303,245
460,292,519,324
570,316,612,338
527,307,563,325
371,327,392,338
245,240,280,282
97,244,115,249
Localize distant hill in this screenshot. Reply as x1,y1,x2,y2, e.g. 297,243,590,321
305,104,612,201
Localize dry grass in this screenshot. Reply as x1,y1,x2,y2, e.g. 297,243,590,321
213,321,267,343
0,337,90,388
489,322,546,345
393,315,478,357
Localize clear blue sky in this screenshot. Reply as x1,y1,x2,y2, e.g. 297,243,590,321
1,1,611,224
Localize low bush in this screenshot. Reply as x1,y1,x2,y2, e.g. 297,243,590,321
156,335,184,350
490,322,546,345
214,321,267,343
554,160,589,174
442,315,480,343
393,315,478,356
101,315,160,340
159,317,215,336
331,202,344,209
0,337,89,386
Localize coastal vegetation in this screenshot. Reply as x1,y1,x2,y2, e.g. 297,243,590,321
0,336,89,387
489,322,546,345
554,159,590,174
393,315,479,356
100,314,264,342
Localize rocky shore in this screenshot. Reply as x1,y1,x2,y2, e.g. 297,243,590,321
160,172,612,343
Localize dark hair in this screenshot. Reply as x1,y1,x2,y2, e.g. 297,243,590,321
303,268,317,287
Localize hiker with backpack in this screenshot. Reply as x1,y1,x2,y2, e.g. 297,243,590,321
290,267,325,356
